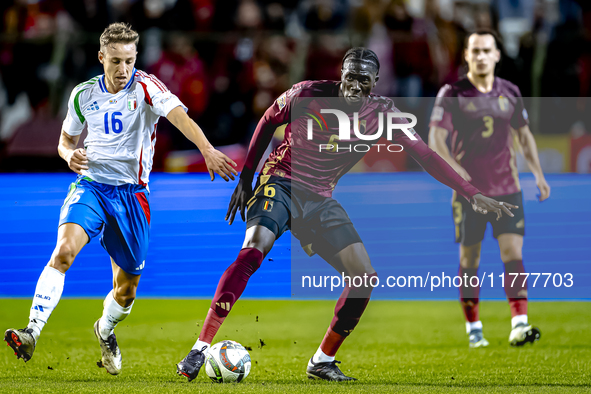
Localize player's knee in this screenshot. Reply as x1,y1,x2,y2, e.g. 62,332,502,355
347,259,375,279
460,256,480,269
500,247,522,263
460,246,481,268
236,248,264,274
241,240,273,258
345,267,376,283
49,243,78,272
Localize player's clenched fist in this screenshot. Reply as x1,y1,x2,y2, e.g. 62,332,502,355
66,148,88,175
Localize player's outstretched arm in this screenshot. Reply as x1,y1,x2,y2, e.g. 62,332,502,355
167,106,237,181
428,126,471,181
471,193,518,221
515,125,550,201
406,138,518,219
58,131,88,175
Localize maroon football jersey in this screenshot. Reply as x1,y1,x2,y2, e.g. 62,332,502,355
430,77,529,197
242,80,480,200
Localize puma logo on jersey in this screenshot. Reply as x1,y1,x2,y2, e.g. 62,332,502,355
216,302,231,311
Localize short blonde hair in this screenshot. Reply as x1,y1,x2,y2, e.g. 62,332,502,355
99,23,139,51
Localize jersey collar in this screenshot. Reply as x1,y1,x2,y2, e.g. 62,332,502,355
98,68,136,94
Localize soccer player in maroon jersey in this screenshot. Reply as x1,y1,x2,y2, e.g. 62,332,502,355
428,30,550,348
177,48,515,382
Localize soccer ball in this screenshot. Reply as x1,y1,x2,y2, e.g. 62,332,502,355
204,340,251,383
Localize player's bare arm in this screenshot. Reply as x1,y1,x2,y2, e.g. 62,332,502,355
58,131,88,175
515,125,550,201
428,126,471,181
166,106,238,182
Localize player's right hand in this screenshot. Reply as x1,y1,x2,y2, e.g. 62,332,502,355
471,193,518,221
225,178,253,225
66,148,88,175
203,147,238,182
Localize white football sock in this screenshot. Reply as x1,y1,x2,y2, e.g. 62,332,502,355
98,290,133,340
511,314,528,328
466,320,483,334
312,347,335,364
28,265,65,341
192,339,211,354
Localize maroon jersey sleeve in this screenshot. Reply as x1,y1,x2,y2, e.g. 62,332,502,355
402,137,481,201
240,86,295,183
509,85,529,129
429,84,455,132
387,104,480,201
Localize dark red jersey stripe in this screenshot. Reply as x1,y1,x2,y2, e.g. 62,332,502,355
135,192,150,225
138,81,153,106
138,145,146,186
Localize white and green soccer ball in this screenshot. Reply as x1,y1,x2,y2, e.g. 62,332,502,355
204,340,251,383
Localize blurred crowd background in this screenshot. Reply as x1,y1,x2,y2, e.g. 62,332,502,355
1,0,590,173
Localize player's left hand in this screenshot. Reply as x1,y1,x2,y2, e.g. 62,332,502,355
471,193,518,221
203,148,238,181
536,178,551,202
225,178,252,225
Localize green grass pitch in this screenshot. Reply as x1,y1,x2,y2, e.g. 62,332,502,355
0,299,590,393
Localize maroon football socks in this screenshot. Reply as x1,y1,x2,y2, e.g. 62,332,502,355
199,248,264,343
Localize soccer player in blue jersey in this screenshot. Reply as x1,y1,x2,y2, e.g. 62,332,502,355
4,23,237,375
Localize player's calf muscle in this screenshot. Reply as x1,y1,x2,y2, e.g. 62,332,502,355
112,270,140,306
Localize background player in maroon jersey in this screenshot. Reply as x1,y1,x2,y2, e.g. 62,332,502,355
177,48,516,382
428,30,550,348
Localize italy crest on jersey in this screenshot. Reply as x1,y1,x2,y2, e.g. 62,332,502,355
127,92,138,111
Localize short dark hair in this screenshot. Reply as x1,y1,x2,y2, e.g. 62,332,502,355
100,23,139,50
464,29,502,51
341,47,380,74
